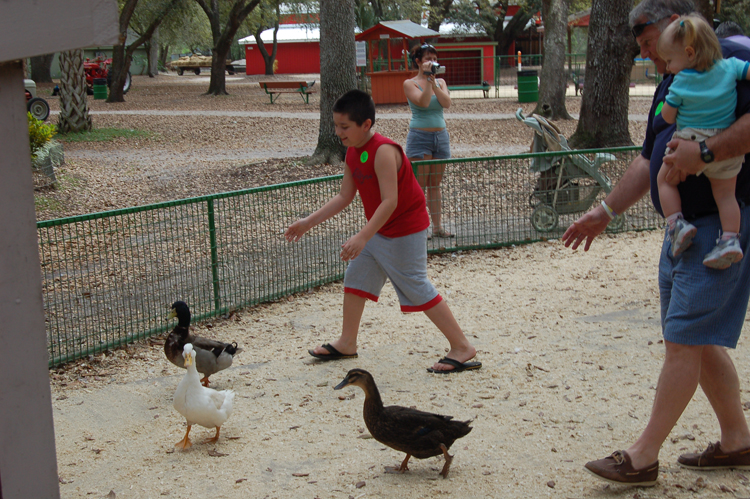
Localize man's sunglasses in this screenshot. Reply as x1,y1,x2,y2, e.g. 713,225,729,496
631,20,655,38
632,17,670,39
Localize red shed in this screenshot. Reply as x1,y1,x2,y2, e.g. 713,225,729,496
239,24,320,75
355,20,439,105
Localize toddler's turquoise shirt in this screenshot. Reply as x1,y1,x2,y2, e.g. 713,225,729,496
666,57,749,130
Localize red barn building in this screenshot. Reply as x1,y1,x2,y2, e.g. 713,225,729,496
239,24,320,75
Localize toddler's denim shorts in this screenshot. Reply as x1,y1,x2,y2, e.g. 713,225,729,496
659,204,750,347
405,129,451,160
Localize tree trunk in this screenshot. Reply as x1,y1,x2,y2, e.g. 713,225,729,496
568,0,636,148
147,27,159,77
255,23,279,76
534,0,572,120
207,41,231,95
695,0,714,24
108,42,132,102
58,50,92,134
30,54,54,83
198,0,261,96
311,0,357,164
159,43,171,71
109,0,179,102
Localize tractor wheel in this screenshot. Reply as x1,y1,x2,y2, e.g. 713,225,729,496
27,97,50,121
106,71,131,94
178,67,184,76
194,68,201,75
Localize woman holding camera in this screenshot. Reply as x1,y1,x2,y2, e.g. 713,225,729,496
403,43,454,239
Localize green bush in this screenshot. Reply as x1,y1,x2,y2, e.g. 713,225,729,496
28,112,57,160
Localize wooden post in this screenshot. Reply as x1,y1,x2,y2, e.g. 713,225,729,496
0,2,118,497
0,59,61,499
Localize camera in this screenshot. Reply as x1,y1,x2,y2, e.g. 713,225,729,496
427,62,446,75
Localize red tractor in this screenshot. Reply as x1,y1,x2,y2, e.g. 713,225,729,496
83,57,131,94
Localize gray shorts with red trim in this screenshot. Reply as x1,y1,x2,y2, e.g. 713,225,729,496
344,229,442,312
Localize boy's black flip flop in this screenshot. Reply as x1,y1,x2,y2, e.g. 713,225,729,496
308,343,358,361
427,357,482,374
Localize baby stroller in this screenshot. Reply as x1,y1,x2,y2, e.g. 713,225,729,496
515,108,624,232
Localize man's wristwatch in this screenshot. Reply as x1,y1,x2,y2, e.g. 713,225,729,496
699,140,715,163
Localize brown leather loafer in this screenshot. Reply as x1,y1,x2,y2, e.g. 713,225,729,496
678,442,750,470
584,450,659,487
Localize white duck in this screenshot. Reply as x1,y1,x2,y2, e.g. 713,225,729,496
173,343,235,450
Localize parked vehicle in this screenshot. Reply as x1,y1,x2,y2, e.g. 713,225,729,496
84,57,131,94
24,79,50,121
169,55,235,75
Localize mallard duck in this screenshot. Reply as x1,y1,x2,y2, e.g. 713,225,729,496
173,343,235,450
165,301,242,387
335,368,472,478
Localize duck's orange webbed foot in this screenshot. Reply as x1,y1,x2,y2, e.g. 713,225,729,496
203,426,221,444
175,425,193,450
385,454,411,474
200,376,210,387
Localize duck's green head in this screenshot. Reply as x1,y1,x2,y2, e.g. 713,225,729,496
169,301,191,327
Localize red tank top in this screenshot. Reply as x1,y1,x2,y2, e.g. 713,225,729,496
345,133,429,238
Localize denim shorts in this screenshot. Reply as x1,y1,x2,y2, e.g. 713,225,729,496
658,204,750,347
343,229,442,312
405,129,451,160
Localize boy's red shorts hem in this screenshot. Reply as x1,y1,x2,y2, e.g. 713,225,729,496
400,294,442,313
344,287,379,302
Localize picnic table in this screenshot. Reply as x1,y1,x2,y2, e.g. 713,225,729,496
258,81,317,104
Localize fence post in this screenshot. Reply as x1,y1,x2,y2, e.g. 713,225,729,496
207,198,221,312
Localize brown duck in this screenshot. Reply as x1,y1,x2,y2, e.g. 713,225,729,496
334,368,472,478
165,301,242,387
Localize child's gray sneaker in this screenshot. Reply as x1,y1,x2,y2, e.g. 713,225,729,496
703,235,743,269
668,218,697,258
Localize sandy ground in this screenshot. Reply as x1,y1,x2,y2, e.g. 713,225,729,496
44,75,750,498
50,230,750,499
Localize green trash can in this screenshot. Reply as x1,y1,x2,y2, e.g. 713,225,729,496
517,70,538,103
93,77,107,100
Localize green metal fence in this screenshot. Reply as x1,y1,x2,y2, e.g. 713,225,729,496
38,146,658,367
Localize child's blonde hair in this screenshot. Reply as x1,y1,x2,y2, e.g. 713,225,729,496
657,14,722,71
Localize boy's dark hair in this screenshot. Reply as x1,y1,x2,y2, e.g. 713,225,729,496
332,89,376,126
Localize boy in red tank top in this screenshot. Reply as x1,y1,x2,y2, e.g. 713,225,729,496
285,90,480,373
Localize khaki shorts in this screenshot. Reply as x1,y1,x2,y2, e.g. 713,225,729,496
666,128,744,179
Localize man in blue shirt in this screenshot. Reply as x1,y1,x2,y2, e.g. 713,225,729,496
562,0,750,487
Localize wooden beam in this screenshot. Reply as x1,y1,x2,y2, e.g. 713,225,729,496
0,61,61,499
0,0,118,61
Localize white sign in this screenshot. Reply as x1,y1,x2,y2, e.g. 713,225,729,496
356,41,367,67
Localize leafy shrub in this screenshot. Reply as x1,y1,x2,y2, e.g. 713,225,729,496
28,112,57,159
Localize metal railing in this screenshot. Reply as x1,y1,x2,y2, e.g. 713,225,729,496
38,146,658,367
426,53,662,99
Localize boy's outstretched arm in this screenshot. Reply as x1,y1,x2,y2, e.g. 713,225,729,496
284,168,357,242
339,144,399,261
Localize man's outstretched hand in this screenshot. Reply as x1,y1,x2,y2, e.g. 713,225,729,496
561,205,611,251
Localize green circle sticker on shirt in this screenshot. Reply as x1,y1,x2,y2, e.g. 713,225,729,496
360,151,368,163
655,101,664,116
